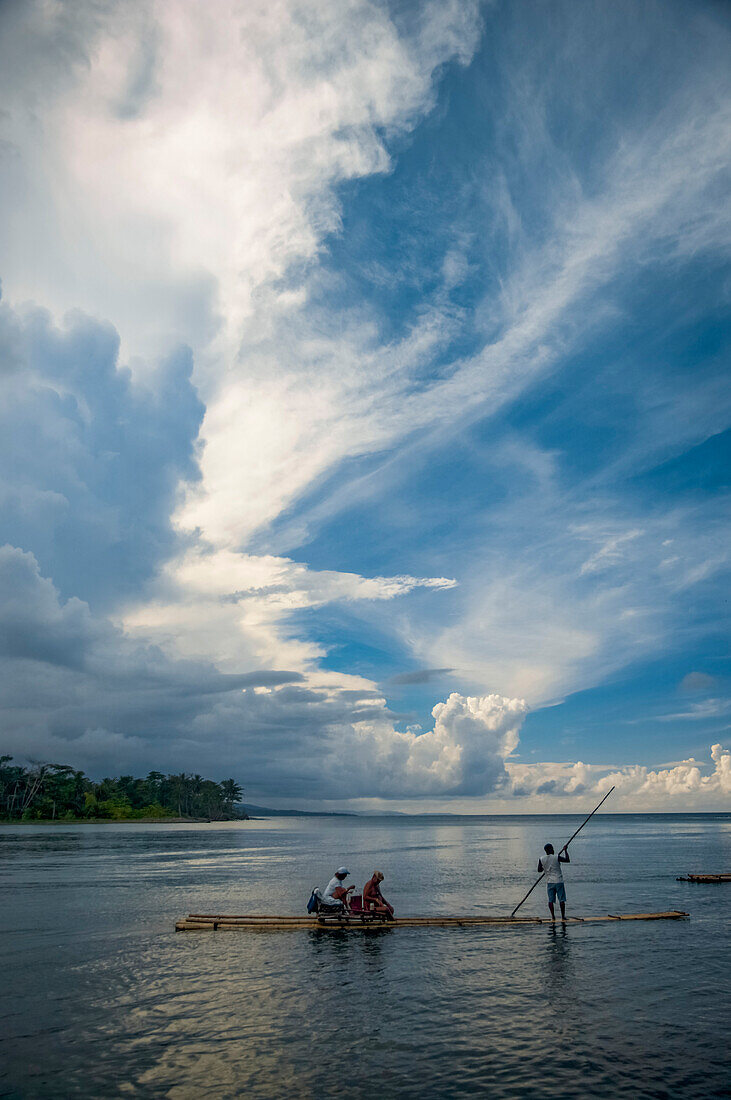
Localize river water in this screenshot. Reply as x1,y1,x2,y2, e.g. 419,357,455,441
1,813,729,1099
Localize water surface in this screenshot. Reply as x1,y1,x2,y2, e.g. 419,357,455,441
1,814,729,1098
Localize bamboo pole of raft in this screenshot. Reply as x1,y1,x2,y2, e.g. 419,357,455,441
188,914,316,921
510,785,616,918
183,915,538,925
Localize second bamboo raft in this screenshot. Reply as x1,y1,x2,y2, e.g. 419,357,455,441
676,873,730,883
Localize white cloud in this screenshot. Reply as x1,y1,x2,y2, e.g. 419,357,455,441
600,742,731,803
656,699,731,722
5,2,729,561
172,50,731,648
577,527,643,576
122,544,455,672
342,692,528,798
506,742,731,810
403,489,729,704
52,0,726,561
0,0,481,366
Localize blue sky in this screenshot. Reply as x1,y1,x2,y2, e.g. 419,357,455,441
0,0,729,808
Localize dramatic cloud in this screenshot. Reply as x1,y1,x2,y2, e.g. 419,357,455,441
0,545,519,797
0,0,481,362
3,546,730,809
0,296,203,607
339,692,528,798
0,544,305,752
122,545,456,673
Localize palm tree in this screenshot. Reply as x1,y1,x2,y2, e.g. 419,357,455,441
220,779,243,809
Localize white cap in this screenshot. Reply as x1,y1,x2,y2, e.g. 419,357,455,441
336,867,350,875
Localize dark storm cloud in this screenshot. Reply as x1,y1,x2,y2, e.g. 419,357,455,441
0,545,306,773
0,547,368,791
0,295,204,609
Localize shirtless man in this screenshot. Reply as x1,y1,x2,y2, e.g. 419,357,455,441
363,870,394,918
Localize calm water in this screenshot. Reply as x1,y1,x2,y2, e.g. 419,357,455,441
1,813,729,1099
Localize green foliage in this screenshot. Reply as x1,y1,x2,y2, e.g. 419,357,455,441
0,755,246,821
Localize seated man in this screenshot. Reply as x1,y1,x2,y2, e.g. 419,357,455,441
363,870,394,918
321,867,354,911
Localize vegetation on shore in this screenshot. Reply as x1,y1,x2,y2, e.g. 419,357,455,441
0,756,246,821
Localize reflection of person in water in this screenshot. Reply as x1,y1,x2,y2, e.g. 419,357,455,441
546,920,573,1003
537,843,570,920
363,871,394,918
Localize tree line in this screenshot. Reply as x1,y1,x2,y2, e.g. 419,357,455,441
0,756,246,821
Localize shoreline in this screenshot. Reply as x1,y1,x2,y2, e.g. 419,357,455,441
1,810,728,825
0,816,248,825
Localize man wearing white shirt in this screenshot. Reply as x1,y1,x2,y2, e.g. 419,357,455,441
537,843,570,920
321,867,354,910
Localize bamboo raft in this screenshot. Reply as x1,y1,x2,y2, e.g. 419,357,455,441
676,873,731,883
175,910,689,932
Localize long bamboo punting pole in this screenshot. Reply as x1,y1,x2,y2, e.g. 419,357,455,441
175,910,688,932
510,785,616,918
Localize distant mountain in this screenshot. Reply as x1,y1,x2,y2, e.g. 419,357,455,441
241,803,356,818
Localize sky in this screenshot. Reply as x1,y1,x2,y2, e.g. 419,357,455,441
1,0,729,811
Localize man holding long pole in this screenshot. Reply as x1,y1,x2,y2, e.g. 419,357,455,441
510,786,615,919
538,843,570,920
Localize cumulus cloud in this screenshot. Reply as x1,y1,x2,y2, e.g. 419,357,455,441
599,743,731,804
186,689,529,801
0,296,203,607
507,743,731,810
341,693,528,798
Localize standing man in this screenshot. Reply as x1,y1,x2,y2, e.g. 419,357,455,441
538,843,570,920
